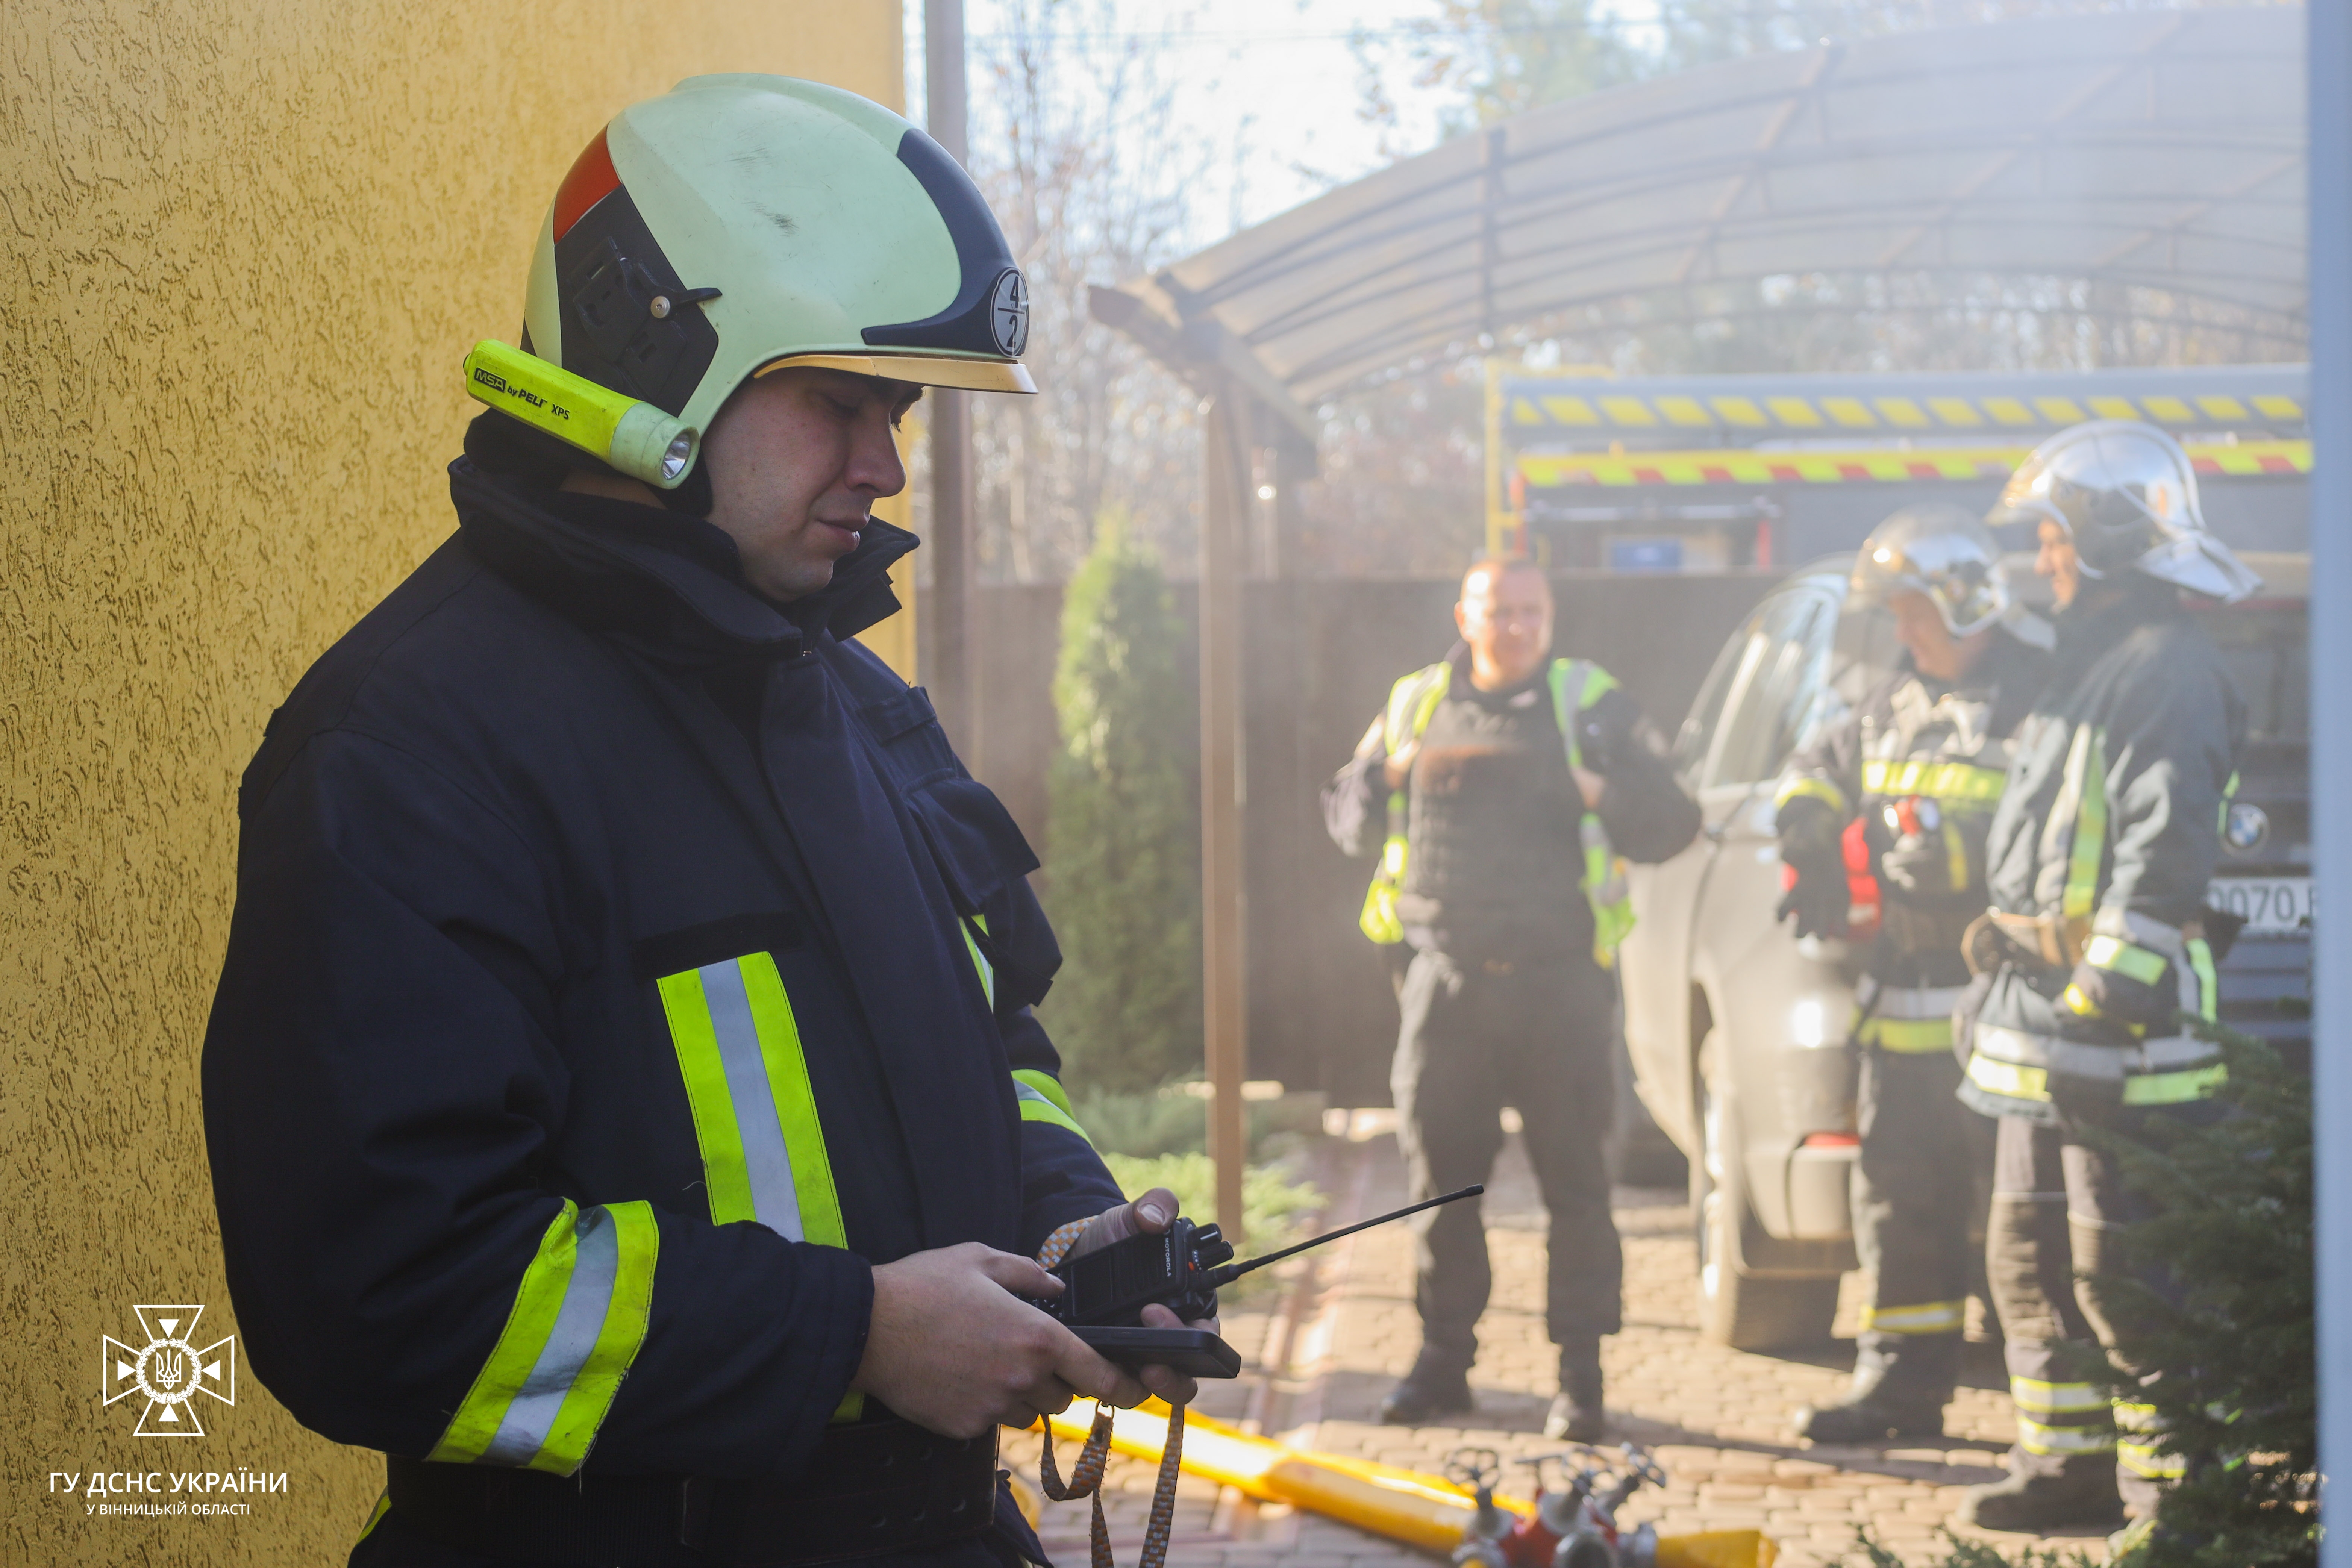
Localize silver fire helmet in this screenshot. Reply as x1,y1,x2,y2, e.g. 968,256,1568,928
1850,504,2013,638
1987,420,2261,603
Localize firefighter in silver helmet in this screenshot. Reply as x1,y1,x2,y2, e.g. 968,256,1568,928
1774,505,2051,1446
1952,422,2254,1531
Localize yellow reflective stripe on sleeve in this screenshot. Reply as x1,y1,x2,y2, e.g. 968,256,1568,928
657,955,846,1245
961,920,995,1009
1944,818,1970,893
2017,1416,2118,1456
2013,1377,2110,1415
2085,935,2169,986
2062,726,2110,923
1858,1014,1954,1054
2187,938,2218,1023
427,1200,659,1475
1012,1068,1092,1144
356,1494,391,1545
1969,1054,2051,1101
654,952,863,1423
1774,775,1849,814
2064,983,2103,1018
1859,1299,1964,1335
1860,759,2008,802
2122,1064,2229,1106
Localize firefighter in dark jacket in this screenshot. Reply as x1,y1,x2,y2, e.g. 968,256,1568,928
202,78,1205,1568
1322,557,1700,1441
1948,422,2257,1532
1772,507,2052,1445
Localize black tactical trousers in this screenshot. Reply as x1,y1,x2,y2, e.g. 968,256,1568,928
1987,1114,2171,1516
1391,946,1621,1378
1850,1048,1994,1403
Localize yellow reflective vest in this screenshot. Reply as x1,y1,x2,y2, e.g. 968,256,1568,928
1358,658,1635,964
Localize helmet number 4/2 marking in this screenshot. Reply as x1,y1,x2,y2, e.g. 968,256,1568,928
990,270,1030,357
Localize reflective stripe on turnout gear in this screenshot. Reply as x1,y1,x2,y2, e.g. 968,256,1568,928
1859,1299,1964,1335
2013,1376,2110,1415
1012,1069,1091,1143
1855,978,1965,1054
657,953,846,1242
2008,1375,2117,1458
957,918,1091,1144
426,1200,659,1475
2084,933,2168,986
655,950,865,1422
1859,1015,1953,1053
1861,757,2008,803
2017,1414,2118,1456
1773,774,1848,815
1966,1026,2226,1108
2114,1400,2186,1479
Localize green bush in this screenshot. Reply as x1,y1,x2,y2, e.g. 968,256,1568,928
2088,1028,2316,1567
1042,512,1200,1094
1845,1028,2315,1568
1070,1085,1328,1162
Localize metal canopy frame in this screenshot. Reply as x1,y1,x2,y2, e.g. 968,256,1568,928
1097,7,2307,414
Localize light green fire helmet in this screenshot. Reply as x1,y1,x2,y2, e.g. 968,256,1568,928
505,75,1034,484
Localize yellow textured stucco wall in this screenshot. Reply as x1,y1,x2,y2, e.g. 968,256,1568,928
1,6,903,1563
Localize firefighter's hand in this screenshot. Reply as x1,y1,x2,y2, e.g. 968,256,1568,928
1382,739,1421,790
853,1244,1149,1439
1072,1187,1214,1408
1778,865,1853,940
2061,959,2170,1030
1572,765,1606,810
1775,859,1848,939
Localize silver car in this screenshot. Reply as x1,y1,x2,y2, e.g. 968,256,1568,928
1617,559,1868,1351
1619,553,2313,1353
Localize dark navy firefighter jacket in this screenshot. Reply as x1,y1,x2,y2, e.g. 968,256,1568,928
201,436,1120,1560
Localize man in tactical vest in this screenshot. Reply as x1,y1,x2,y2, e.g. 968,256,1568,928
1773,507,2051,1446
1950,422,2255,1532
1322,557,1699,1440
203,79,1204,1568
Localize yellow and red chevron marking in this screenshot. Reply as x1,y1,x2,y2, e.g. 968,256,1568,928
1518,441,2311,489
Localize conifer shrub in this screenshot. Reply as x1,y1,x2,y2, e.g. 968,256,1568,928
2088,1027,2315,1567
1043,512,1201,1093
1846,1027,2314,1568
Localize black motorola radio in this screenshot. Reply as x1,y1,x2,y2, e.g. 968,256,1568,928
1051,1184,1485,1378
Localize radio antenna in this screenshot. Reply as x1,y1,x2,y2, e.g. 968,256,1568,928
1202,1184,1484,1288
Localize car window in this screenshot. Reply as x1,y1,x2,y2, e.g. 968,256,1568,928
1705,585,1838,788
1674,614,1749,780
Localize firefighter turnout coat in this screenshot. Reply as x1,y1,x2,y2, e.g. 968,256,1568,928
1778,628,2052,1047
201,442,1116,1549
1958,578,2247,1121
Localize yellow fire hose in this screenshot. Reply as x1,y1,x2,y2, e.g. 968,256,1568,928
1035,1401,1774,1567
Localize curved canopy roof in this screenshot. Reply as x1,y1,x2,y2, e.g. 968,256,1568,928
1093,6,2306,425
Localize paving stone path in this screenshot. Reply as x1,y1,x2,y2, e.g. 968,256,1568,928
1007,1128,2120,1568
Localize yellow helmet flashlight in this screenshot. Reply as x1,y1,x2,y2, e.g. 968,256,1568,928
461,339,699,489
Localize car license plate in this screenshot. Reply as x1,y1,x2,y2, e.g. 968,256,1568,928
2207,876,2314,935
